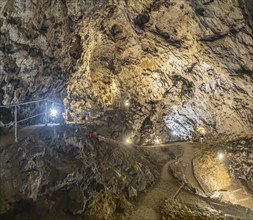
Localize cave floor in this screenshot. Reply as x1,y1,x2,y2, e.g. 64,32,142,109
129,142,253,220
1,126,253,220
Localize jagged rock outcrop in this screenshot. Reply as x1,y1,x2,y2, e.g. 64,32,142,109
194,149,232,192
227,139,253,192
0,0,78,103
160,198,230,220
0,0,253,142
193,139,253,210
0,126,158,219
194,138,253,194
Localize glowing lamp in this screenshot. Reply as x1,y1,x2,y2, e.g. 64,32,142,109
172,131,177,136
217,152,225,161
125,138,132,144
125,100,130,107
197,125,205,134
154,138,160,144
50,108,58,117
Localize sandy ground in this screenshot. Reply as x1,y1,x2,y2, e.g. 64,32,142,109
129,160,181,220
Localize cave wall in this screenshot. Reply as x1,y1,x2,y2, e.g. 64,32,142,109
0,126,158,219
0,0,253,143
0,0,80,103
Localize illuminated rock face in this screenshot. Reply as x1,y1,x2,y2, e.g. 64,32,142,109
194,150,232,192
0,127,158,219
228,139,253,191
0,0,253,142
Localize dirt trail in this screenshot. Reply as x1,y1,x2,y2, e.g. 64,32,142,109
129,143,193,220
177,142,206,194
129,160,181,220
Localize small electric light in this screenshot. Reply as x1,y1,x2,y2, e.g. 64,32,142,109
125,100,130,107
50,108,58,117
125,138,132,144
217,152,225,161
154,138,160,144
172,131,177,136
201,129,206,134
197,125,206,135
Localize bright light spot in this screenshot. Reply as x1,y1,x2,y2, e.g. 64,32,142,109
217,152,225,161
172,131,177,136
201,129,206,134
50,108,58,117
197,126,205,135
125,138,132,144
154,138,160,144
125,100,130,107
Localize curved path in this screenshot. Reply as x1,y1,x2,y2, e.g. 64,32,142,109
129,160,181,220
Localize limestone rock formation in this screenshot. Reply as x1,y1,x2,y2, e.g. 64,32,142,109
193,139,253,210
195,139,253,195
1,0,253,143
160,198,229,220
194,149,232,192
0,126,158,219
227,139,253,192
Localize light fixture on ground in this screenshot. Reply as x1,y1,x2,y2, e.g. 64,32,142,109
217,151,225,161
154,137,160,144
197,124,205,135
50,108,58,117
172,131,177,136
125,137,132,144
125,100,130,107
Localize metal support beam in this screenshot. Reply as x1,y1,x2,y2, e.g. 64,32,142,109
45,100,48,126
14,106,18,143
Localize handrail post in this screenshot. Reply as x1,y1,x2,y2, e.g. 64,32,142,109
74,110,77,125
14,105,18,142
45,100,48,126
65,108,68,123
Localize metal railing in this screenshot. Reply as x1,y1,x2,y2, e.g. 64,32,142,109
0,97,131,143
0,99,77,143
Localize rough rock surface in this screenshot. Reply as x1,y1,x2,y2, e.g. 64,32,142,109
0,126,158,219
160,198,231,220
0,0,253,143
194,150,232,192
226,139,253,192
195,139,253,195
193,140,253,210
